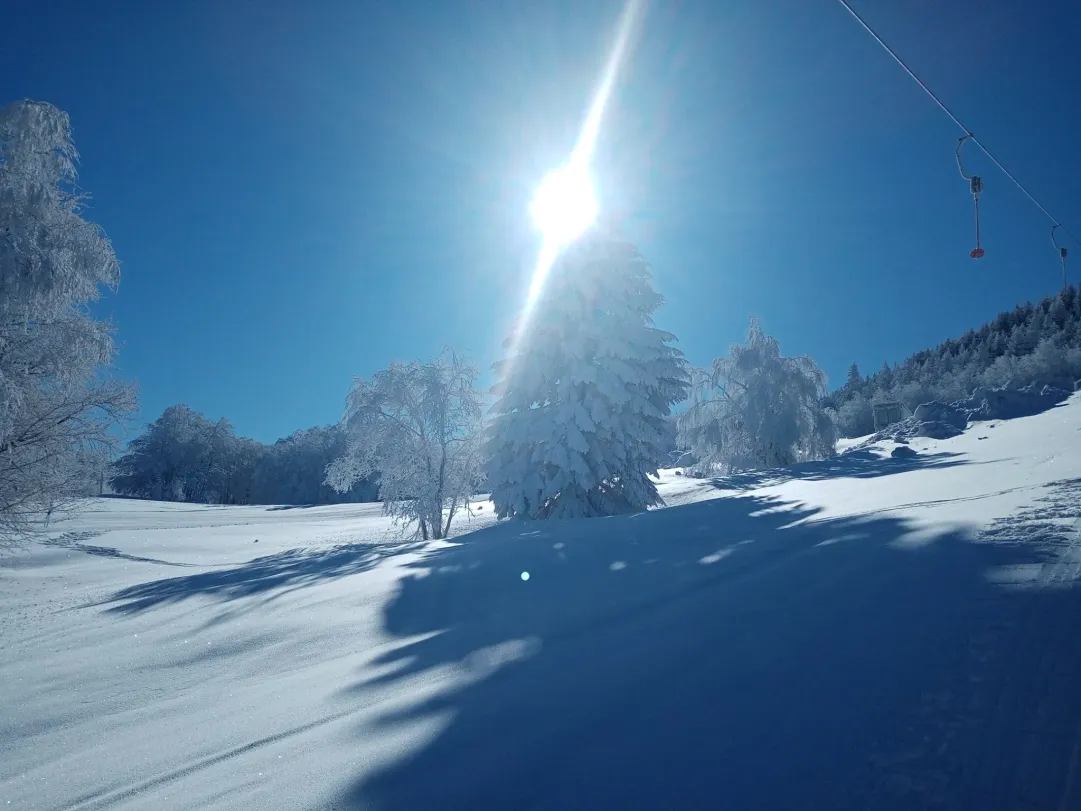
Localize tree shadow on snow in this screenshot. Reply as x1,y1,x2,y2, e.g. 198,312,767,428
709,449,971,492
331,480,1081,811
42,531,193,567
99,542,425,614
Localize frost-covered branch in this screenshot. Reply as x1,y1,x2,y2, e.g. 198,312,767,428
677,317,836,475
327,349,483,540
1,99,137,547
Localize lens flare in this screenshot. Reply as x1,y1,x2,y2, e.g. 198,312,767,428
511,0,644,354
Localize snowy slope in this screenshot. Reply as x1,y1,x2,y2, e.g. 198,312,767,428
3,397,1081,810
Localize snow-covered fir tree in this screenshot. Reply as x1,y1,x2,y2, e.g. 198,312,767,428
845,363,861,389
486,229,689,519
1,100,135,543
678,317,835,474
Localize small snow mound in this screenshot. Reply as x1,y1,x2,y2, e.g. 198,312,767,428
867,410,964,444
955,382,1071,422
912,402,968,430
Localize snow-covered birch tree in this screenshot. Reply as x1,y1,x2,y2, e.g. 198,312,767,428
678,318,835,474
1,100,136,544
326,350,482,540
486,229,689,519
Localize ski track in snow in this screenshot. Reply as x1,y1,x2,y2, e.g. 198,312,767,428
57,708,362,811
2,396,1081,810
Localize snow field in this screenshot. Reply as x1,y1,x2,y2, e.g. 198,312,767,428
2,396,1080,810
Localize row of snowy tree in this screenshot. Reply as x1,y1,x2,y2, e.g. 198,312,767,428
829,285,1081,437
6,95,1079,544
318,233,836,536
102,240,1081,535
109,405,377,506
0,96,859,543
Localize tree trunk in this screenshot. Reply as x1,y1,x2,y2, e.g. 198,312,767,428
443,501,458,538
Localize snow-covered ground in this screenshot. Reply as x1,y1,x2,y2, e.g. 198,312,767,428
3,397,1081,810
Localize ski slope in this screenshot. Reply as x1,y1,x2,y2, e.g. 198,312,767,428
3,396,1081,810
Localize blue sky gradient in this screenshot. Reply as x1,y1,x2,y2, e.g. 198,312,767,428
5,0,1081,442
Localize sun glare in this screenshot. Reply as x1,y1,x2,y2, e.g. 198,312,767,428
504,0,644,372
530,163,597,248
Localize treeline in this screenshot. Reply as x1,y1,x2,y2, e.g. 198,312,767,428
109,405,377,505
111,284,1081,508
9,96,1081,538
827,284,1081,437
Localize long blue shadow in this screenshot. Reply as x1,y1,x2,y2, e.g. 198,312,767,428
100,542,425,614
707,449,969,492
333,480,1081,811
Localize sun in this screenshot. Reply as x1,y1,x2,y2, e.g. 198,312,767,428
507,0,642,357
530,163,597,248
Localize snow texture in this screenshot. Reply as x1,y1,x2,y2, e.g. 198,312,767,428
2,395,1081,810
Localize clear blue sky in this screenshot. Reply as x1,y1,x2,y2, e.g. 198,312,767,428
5,0,1081,443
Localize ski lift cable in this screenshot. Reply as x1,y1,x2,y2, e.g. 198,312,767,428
834,0,1080,248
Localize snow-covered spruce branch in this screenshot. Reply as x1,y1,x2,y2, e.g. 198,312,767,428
486,229,689,519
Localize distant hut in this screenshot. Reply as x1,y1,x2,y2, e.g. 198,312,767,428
872,401,910,431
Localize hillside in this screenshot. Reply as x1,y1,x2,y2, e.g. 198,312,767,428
829,284,1081,436
2,395,1080,810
